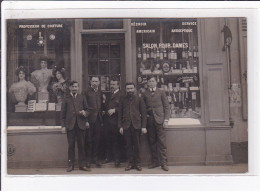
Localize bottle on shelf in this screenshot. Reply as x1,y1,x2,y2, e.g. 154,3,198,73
137,47,142,59
154,48,158,60
146,48,150,59
173,49,177,60
159,48,164,60
188,47,193,59
163,48,167,59
182,49,186,59
143,48,147,61
150,48,154,59
156,47,160,59
168,49,173,60
193,45,198,58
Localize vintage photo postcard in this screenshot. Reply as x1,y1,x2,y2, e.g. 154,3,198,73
1,1,259,191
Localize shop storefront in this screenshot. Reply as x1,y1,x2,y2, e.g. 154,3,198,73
6,18,248,168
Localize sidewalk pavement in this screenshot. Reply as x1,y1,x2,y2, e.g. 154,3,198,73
7,163,248,175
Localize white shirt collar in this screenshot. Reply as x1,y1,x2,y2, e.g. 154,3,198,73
113,89,119,94
71,93,77,98
149,87,156,92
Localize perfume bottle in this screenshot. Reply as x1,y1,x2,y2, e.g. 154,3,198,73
137,47,142,59
143,48,147,61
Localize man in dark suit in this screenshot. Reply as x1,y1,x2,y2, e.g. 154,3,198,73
61,81,90,172
103,77,124,167
142,76,170,171
118,82,147,171
82,76,104,168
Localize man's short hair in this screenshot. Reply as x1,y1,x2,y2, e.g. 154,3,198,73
125,82,135,87
147,75,156,81
69,81,79,87
110,77,120,84
90,76,100,81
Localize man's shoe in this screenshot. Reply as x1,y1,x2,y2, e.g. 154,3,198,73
135,165,142,171
161,164,169,171
66,166,74,172
125,164,133,171
86,163,91,168
102,158,111,164
95,161,102,168
79,166,91,172
148,163,160,169
115,160,120,167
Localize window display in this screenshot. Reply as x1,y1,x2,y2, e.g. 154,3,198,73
7,19,72,115
134,19,201,119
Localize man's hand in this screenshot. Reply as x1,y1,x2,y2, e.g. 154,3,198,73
79,110,87,117
163,120,169,128
108,108,115,116
85,122,90,129
61,127,66,134
119,127,123,135
141,128,147,135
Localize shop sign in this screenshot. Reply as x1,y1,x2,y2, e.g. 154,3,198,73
229,83,242,107
136,29,155,33
171,29,193,33
19,24,63,29
142,43,189,49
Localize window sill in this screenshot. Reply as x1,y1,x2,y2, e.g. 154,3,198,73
7,126,62,134
165,118,204,129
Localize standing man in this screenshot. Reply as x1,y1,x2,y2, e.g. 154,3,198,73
83,76,103,168
61,81,90,172
118,82,147,171
142,76,170,171
103,77,124,167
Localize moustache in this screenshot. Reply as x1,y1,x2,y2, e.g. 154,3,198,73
127,91,134,95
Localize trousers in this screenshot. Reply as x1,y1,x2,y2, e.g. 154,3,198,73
67,121,86,167
124,124,141,165
147,114,168,165
85,116,102,163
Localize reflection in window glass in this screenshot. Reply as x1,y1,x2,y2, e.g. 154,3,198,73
88,44,98,59
110,59,120,74
88,59,98,75
110,44,120,58
99,60,109,75
99,44,109,58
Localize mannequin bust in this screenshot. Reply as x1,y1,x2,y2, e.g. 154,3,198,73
31,56,52,93
9,66,36,112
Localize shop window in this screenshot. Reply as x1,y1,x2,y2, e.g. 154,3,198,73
83,19,123,29
133,18,201,121
7,19,72,126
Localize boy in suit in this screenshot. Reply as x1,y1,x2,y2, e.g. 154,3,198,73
142,76,170,171
61,81,90,172
118,82,147,171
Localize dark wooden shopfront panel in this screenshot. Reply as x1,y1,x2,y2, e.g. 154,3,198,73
81,34,125,92
199,18,230,126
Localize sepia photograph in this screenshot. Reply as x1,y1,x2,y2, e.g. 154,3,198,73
2,1,258,191
5,16,248,175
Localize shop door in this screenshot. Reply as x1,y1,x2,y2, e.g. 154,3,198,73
82,34,125,92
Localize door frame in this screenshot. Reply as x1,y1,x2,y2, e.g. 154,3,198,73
71,19,131,93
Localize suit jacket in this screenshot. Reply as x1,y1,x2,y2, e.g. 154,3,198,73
104,90,123,126
82,87,104,124
142,87,170,125
61,93,89,131
118,94,147,130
